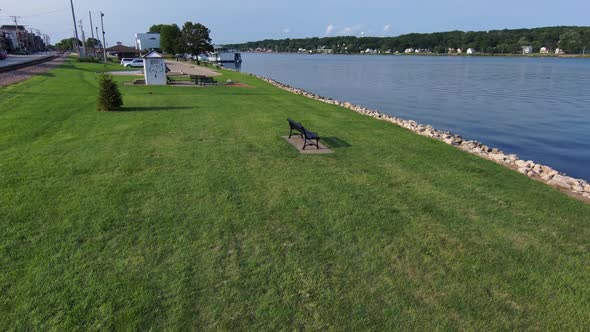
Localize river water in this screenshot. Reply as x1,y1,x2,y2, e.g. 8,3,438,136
231,53,590,180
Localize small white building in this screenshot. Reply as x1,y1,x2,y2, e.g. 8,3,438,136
522,46,533,54
135,33,160,51
143,51,166,85
404,48,414,53
555,48,565,54
457,48,462,54
466,48,475,54
540,47,549,54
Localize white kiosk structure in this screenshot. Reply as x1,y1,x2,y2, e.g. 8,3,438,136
143,51,166,85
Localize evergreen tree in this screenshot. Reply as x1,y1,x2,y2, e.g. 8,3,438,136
97,73,123,112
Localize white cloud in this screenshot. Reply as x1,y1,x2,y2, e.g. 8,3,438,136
282,28,290,33
325,24,335,35
383,24,391,33
337,24,363,36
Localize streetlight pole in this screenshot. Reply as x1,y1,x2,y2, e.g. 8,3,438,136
100,12,107,64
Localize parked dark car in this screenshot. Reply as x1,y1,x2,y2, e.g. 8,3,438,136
0,50,8,60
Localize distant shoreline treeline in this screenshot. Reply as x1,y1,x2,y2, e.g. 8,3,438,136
226,26,590,54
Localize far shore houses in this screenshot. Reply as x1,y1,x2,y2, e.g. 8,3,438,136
238,41,567,56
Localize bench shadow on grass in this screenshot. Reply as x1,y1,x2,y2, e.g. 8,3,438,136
322,137,351,148
122,106,196,112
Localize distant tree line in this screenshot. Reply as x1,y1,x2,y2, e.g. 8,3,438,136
148,22,213,55
226,26,590,54
54,38,101,52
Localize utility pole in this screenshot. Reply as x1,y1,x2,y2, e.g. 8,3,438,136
69,0,81,56
78,19,86,57
89,11,95,55
10,16,21,51
100,12,107,64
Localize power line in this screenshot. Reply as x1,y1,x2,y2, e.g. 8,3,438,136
20,9,69,18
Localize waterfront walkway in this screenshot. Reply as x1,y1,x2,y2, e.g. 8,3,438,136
164,60,220,77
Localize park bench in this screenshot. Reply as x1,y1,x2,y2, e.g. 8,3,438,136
287,118,321,150
189,75,218,86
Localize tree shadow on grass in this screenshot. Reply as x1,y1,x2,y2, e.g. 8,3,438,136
122,106,196,112
322,137,351,148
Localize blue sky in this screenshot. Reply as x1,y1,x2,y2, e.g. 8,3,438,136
1,0,589,46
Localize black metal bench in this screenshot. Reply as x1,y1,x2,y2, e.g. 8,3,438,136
287,118,320,150
189,75,218,86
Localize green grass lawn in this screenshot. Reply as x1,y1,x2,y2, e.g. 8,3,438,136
1,59,589,330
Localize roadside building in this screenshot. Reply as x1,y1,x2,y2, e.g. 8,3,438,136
106,44,141,60
0,31,9,50
0,25,46,52
134,33,160,52
0,25,26,51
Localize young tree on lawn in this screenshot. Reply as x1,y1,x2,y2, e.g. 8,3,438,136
97,73,123,112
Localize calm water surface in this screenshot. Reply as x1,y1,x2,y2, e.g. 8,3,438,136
233,53,590,180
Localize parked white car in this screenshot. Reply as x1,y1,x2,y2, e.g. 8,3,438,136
124,59,144,68
120,58,134,66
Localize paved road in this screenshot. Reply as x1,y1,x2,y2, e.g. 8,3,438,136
0,53,56,68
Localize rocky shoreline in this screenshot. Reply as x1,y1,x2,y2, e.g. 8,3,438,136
247,72,590,201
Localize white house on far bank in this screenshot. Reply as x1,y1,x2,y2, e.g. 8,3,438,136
522,46,533,54
135,33,160,51
466,48,475,54
540,47,549,54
